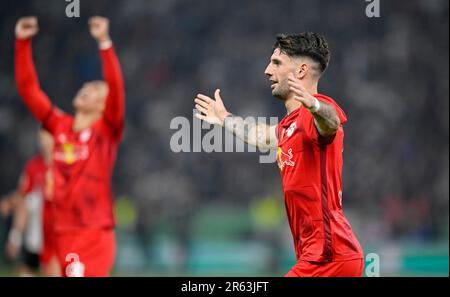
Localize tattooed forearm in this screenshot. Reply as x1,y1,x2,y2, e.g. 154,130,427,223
312,101,340,137
223,115,277,149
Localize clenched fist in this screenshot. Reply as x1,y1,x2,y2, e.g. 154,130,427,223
15,17,39,40
88,16,110,43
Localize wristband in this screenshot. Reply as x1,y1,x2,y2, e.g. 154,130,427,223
308,97,321,114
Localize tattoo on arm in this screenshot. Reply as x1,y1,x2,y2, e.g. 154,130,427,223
312,101,341,138
224,115,277,149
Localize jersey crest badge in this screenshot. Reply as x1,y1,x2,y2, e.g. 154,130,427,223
286,122,297,138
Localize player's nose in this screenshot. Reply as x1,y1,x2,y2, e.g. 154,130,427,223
264,64,273,77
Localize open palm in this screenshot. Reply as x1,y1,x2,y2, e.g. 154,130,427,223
194,89,230,126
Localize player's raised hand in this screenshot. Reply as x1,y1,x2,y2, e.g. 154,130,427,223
288,73,315,109
194,89,231,126
15,17,39,40
88,16,110,43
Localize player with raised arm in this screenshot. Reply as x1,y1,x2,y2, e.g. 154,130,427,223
194,33,364,277
15,16,125,277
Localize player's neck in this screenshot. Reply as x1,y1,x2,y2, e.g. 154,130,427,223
284,97,303,115
42,152,52,164
73,112,101,132
305,81,319,96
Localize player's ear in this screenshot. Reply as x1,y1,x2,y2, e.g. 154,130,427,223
297,63,308,79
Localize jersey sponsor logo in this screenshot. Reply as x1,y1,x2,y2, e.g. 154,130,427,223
277,147,295,171
65,253,85,277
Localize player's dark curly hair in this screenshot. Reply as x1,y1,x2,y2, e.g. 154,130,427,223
273,32,330,73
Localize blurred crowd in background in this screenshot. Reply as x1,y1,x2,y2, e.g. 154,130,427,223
0,0,448,275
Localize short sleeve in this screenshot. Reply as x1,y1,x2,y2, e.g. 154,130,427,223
302,95,347,146
17,163,34,196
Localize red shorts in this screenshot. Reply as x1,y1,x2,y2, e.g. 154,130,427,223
285,259,364,277
55,228,116,277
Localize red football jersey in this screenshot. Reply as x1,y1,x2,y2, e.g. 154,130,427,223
18,155,47,197
276,94,363,262
18,155,56,263
16,39,125,232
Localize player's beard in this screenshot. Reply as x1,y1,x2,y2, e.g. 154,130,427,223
272,79,290,101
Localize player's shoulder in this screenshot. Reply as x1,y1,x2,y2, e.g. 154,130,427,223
28,154,42,165
315,93,340,107
315,93,347,124
53,108,72,122
25,155,44,172
99,117,124,142
44,107,72,132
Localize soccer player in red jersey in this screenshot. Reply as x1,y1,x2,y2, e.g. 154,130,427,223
14,16,125,277
1,129,59,276
194,33,364,277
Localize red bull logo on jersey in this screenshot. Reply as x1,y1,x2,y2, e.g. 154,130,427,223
54,142,89,165
277,147,295,171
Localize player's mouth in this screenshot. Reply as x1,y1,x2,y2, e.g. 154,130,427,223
270,80,278,89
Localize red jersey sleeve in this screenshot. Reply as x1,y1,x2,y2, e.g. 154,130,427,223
302,94,347,146
17,161,34,196
15,39,65,134
15,39,52,123
42,107,68,134
100,46,125,140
